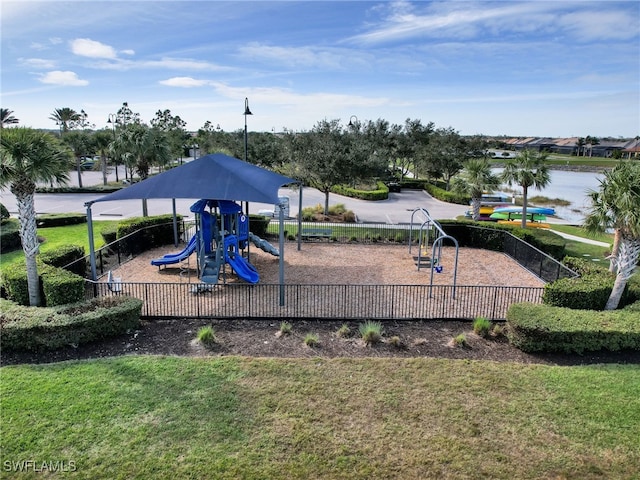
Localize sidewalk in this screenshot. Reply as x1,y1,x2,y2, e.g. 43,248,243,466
550,229,611,247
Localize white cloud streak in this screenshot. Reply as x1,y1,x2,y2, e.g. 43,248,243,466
38,71,89,86
350,1,638,44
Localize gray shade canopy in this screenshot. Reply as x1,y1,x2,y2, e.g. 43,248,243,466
89,153,297,205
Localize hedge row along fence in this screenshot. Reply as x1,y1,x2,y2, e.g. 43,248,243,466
506,301,640,354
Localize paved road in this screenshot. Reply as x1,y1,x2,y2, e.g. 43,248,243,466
1,166,468,224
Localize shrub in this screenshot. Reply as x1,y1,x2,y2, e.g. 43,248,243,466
197,326,217,347
304,333,319,347
331,182,389,201
491,324,505,338
359,320,383,345
543,274,612,310
40,264,85,306
116,214,183,255
424,183,470,205
1,260,85,306
279,321,292,335
0,296,143,351
36,213,86,228
388,335,404,349
0,218,21,253
0,203,9,222
453,333,468,347
336,324,351,338
506,302,640,354
100,224,118,246
249,215,270,237
40,244,86,277
473,317,492,337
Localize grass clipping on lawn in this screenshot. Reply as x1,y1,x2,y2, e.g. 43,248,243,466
2,356,638,479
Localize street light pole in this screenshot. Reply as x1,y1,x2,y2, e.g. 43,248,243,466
243,97,252,163
107,114,119,182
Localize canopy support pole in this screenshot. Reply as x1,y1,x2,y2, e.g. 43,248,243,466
172,199,178,247
297,183,303,251
278,203,285,306
86,202,98,281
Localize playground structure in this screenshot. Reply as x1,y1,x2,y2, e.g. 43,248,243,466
151,199,279,285
409,208,459,297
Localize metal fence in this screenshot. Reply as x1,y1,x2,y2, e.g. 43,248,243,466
89,281,544,321
77,221,575,321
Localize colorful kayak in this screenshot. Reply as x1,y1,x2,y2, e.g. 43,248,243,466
492,206,555,216
490,212,547,221
497,220,550,229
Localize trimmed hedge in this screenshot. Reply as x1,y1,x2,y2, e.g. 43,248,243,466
331,182,389,201
438,220,567,260
1,263,30,306
116,214,183,255
0,218,21,253
40,264,86,306
506,302,640,353
39,244,86,277
1,260,86,307
36,213,87,227
248,214,270,238
0,203,9,221
543,256,640,310
423,183,470,205
0,296,143,351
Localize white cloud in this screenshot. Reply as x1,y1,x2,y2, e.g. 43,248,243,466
20,58,56,69
38,71,89,86
121,49,135,56
238,43,345,69
71,38,117,59
350,1,637,44
159,77,210,87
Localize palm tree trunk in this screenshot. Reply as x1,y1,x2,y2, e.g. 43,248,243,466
608,228,622,273
521,186,528,229
605,237,640,310
472,197,481,221
15,192,41,306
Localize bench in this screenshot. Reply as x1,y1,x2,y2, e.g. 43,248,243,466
301,228,333,240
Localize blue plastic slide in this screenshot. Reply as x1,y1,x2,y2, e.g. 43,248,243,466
225,252,260,284
151,235,197,266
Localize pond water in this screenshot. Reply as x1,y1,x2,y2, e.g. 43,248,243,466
492,169,604,225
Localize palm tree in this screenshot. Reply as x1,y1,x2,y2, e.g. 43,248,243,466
452,158,500,221
49,107,79,135
0,128,72,306
500,149,551,228
1,108,19,129
584,161,640,310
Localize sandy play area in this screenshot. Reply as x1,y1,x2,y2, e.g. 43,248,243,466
108,242,544,288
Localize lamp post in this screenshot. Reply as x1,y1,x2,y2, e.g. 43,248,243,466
348,115,358,129
107,114,119,182
243,97,252,163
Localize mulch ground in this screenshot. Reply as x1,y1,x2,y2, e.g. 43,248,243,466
3,318,640,367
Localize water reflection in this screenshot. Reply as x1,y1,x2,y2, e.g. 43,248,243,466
492,169,603,224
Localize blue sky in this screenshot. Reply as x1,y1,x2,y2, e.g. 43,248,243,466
1,0,638,138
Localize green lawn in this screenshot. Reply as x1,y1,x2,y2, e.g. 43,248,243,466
0,220,118,272
1,356,638,479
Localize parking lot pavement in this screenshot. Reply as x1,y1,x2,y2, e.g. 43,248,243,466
1,168,468,223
